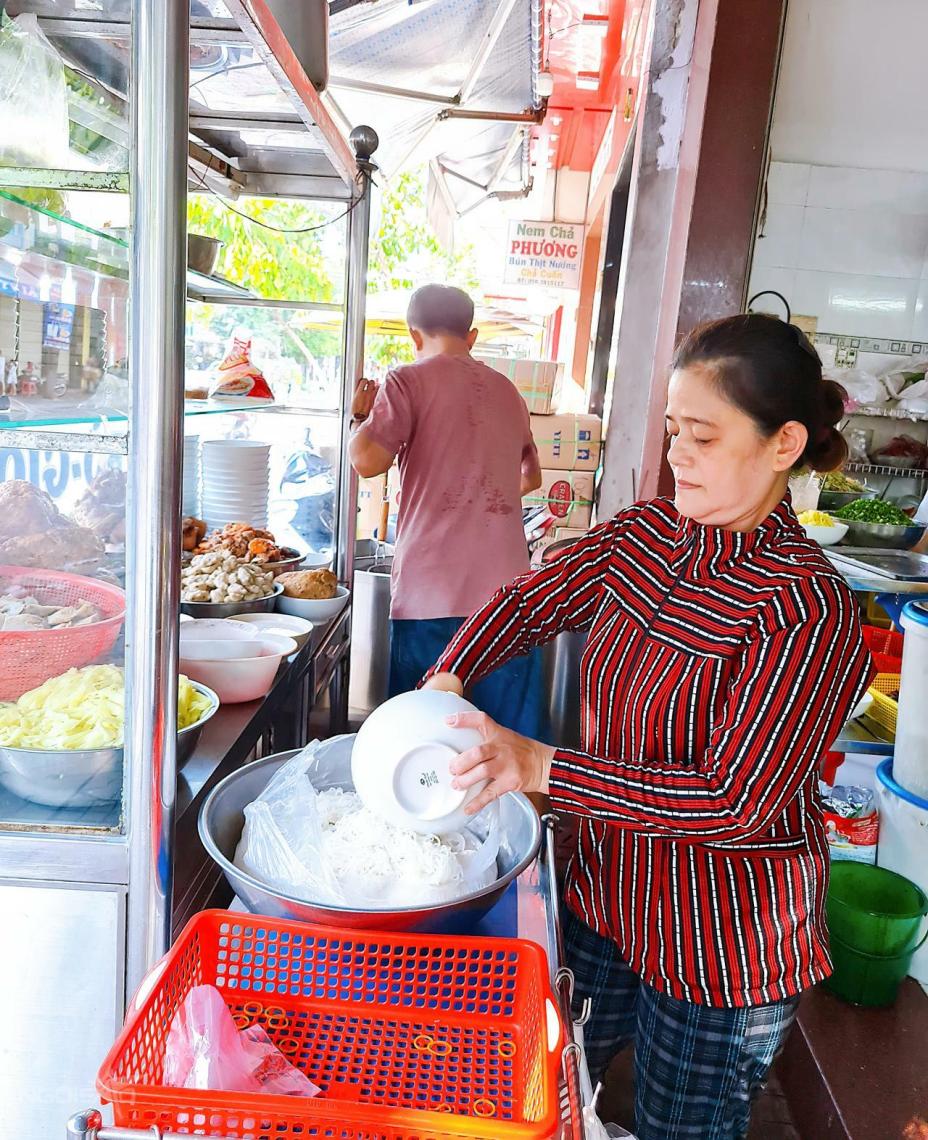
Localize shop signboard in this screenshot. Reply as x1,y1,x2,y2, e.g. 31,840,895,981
504,220,585,291
42,301,75,350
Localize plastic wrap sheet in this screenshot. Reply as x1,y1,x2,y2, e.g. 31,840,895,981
330,0,536,185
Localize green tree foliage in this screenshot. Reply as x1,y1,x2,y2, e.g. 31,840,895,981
366,168,477,369
185,168,474,373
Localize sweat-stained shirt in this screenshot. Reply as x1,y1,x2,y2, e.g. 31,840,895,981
362,353,536,620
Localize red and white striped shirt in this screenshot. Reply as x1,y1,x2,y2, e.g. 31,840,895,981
432,498,872,1007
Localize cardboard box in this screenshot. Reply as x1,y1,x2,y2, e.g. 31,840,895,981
530,413,602,471
477,356,564,415
524,470,595,530
356,474,387,540
356,467,400,539
554,527,588,543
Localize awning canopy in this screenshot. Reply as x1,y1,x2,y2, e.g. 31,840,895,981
326,0,543,215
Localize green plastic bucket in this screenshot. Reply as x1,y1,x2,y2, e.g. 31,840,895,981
825,931,927,1007
827,861,928,957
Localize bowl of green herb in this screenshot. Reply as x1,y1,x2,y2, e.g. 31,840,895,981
834,498,925,549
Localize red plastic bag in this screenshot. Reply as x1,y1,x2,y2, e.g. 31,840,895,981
163,985,320,1097
209,333,274,401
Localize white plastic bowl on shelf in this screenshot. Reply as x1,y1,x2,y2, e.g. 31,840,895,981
351,689,488,835
802,521,849,546
179,618,259,643
179,633,297,703
228,612,313,649
276,584,349,623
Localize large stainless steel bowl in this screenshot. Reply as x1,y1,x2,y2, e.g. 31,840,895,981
180,581,284,619
199,749,542,933
818,488,875,511
842,519,925,550
0,681,219,808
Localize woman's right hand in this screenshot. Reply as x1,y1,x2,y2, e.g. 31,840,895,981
422,672,464,697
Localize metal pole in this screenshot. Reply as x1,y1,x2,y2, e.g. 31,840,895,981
124,0,189,995
335,126,378,587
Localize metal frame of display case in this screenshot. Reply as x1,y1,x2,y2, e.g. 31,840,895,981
0,1,375,1133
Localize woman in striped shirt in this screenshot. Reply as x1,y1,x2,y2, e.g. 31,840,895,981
424,314,872,1140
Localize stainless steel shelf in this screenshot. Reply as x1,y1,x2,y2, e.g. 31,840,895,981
851,404,928,423
0,426,128,453
846,461,928,481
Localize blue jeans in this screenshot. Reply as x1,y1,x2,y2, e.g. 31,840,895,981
389,617,549,741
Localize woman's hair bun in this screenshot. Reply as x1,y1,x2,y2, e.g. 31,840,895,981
802,378,848,472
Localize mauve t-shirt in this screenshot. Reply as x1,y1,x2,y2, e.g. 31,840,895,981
363,353,536,619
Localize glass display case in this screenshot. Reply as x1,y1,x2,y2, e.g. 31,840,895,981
0,2,373,1133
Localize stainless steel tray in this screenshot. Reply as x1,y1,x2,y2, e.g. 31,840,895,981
827,547,928,582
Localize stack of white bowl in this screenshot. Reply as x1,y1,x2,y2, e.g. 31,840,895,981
182,436,200,517
200,440,270,531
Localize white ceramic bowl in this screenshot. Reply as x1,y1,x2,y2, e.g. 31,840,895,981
351,690,488,835
202,441,270,457
802,521,849,546
228,612,313,649
276,584,349,623
179,634,297,703
179,618,259,643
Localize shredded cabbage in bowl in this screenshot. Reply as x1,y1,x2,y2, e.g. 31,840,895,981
0,665,212,750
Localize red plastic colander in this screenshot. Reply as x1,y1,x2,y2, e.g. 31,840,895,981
97,911,563,1140
0,564,126,700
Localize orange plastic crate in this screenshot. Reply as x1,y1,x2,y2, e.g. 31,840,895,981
97,911,562,1140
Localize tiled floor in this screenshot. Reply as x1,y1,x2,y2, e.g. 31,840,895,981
597,1052,801,1138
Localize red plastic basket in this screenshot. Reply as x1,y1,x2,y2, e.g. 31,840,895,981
0,564,125,700
97,911,562,1140
862,625,904,674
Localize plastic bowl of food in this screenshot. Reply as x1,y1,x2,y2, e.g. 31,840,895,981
276,584,349,624
228,612,313,650
180,581,283,620
179,634,297,703
802,520,849,546
0,680,218,808
842,520,925,550
352,689,488,835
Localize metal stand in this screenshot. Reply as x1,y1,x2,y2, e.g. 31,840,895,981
540,813,591,1140
66,1115,235,1140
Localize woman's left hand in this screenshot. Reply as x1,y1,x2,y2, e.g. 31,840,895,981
447,711,555,814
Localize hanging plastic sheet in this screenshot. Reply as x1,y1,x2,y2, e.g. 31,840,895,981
329,0,538,192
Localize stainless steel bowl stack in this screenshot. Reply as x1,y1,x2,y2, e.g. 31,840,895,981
818,488,876,512
198,749,543,934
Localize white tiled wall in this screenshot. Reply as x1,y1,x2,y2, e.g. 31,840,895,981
748,162,928,341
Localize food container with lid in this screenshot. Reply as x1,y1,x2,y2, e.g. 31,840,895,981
227,611,313,649
893,601,928,798
352,689,488,835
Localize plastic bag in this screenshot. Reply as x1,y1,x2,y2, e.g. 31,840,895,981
235,735,501,908
163,985,320,1097
82,372,130,415
879,355,928,399
0,15,70,168
788,470,821,513
209,332,274,401
827,366,888,408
